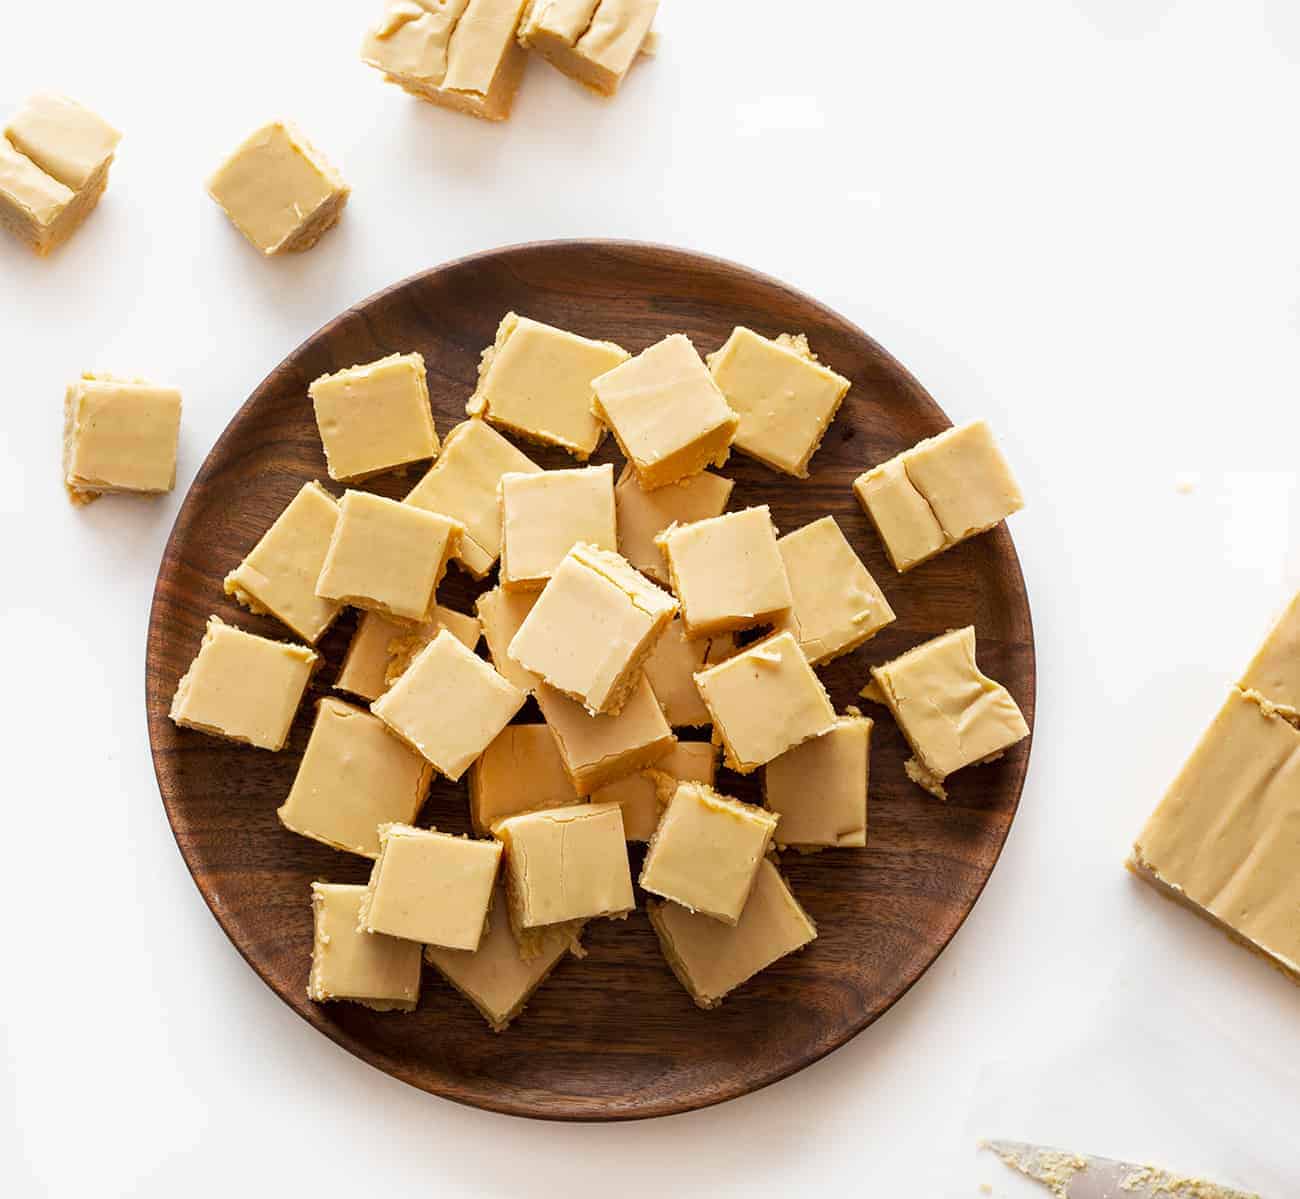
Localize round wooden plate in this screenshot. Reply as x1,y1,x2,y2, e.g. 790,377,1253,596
146,240,1035,1121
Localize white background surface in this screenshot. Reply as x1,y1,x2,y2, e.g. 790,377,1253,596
2,2,1298,1196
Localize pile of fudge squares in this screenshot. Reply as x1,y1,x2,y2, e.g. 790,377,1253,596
157,312,1030,1029
2,0,658,258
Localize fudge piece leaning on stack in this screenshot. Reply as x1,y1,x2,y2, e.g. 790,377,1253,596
165,310,1029,1027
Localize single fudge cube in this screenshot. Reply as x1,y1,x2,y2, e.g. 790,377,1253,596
309,883,422,1011
361,0,529,122
62,373,182,505
360,823,501,950
854,421,1023,572
656,505,793,639
206,121,349,255
763,714,871,851
707,327,850,478
278,698,433,857
316,490,462,623
224,481,342,643
1238,591,1300,718
509,543,677,715
475,585,541,693
648,858,816,1009
591,334,739,490
494,802,634,929
169,616,318,751
639,782,778,923
614,463,733,585
642,616,733,727
405,418,541,577
869,626,1029,799
0,94,120,256
774,516,895,665
335,611,410,701
593,740,717,841
694,630,835,773
852,456,947,573
469,723,581,834
535,675,674,795
498,463,616,590
309,353,438,483
425,884,577,1031
1130,688,1300,983
467,312,628,458
372,628,525,778
519,0,658,97
383,604,482,687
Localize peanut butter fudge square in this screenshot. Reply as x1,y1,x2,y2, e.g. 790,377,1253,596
649,858,817,1009
309,883,421,1012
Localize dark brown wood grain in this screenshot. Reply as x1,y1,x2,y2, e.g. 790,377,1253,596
145,241,1035,1121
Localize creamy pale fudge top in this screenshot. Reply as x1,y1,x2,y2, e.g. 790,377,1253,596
0,94,120,256
535,674,674,794
475,585,541,693
361,0,530,122
614,463,733,585
316,490,462,623
640,782,779,924
310,353,438,483
694,630,836,773
519,0,659,96
648,858,816,1010
592,334,740,491
384,605,483,686
335,606,479,702
207,121,349,256
309,883,422,1011
707,328,850,478
170,616,318,752
508,543,677,715
360,823,502,950
657,505,793,639
372,628,525,779
498,462,617,590
764,715,871,851
775,516,895,665
642,616,730,727
224,481,342,644
854,421,1023,572
468,312,628,458
424,884,575,1032
278,697,433,858
868,626,1028,799
469,723,581,834
1132,688,1300,981
494,801,635,929
594,740,717,841
406,418,541,578
63,373,182,505
1238,591,1300,718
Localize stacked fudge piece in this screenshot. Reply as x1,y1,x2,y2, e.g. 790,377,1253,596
360,0,660,122
168,313,1028,1027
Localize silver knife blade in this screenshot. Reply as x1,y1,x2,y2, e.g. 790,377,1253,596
981,1139,1261,1199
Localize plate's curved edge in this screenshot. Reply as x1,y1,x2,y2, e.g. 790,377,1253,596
144,239,1037,1122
